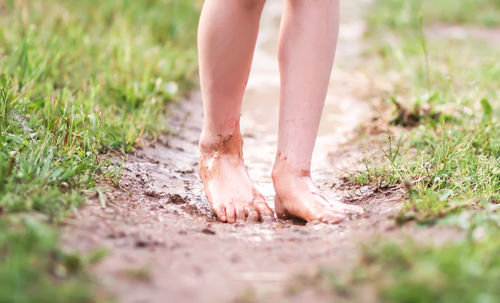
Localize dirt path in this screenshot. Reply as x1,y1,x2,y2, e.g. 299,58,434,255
61,1,447,302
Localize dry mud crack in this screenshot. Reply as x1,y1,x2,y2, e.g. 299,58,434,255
62,1,463,302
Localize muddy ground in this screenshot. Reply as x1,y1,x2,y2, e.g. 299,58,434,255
62,1,467,302
63,95,406,303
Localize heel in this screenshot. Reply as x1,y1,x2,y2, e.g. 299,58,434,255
274,196,288,220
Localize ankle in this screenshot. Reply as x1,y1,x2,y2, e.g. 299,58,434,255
271,157,311,184
199,130,243,156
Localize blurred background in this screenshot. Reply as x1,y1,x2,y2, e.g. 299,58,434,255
0,0,498,302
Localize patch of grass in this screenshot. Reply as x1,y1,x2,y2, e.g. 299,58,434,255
356,111,499,223
368,0,500,30
123,265,152,283
317,211,500,303
1,0,200,301
354,0,500,221
0,216,108,303
369,234,500,303
324,1,500,301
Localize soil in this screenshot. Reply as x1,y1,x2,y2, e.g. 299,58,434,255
61,1,465,302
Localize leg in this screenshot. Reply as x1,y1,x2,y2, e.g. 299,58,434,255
272,0,364,223
198,0,274,223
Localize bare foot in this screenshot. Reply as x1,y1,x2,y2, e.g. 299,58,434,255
272,160,364,224
199,131,275,223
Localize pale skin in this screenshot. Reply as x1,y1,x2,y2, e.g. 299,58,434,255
198,0,364,224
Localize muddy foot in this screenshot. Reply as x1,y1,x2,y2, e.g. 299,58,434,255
199,131,275,223
272,162,364,224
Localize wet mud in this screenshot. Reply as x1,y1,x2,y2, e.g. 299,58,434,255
62,98,405,302
62,1,464,302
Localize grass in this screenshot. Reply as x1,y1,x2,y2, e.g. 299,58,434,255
315,0,500,301
353,0,500,222
314,210,500,303
0,0,200,301
368,0,500,29
369,212,500,303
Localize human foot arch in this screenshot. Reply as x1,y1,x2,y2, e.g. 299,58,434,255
272,162,364,224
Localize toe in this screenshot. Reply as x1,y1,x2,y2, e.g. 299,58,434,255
330,202,364,215
226,204,236,224
236,207,246,223
215,205,227,222
320,210,345,224
246,206,259,223
255,200,275,222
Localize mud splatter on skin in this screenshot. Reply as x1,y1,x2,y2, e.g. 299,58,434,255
198,126,243,182
300,170,311,177
198,120,274,223
199,119,243,156
272,152,310,178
